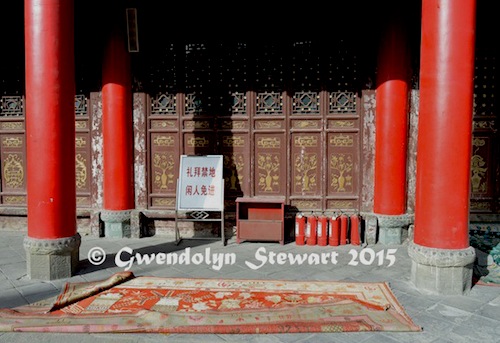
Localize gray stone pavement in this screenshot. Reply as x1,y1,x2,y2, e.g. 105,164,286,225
0,230,499,343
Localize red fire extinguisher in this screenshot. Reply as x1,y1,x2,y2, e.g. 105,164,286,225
295,213,306,246
317,215,328,246
329,215,340,246
339,213,348,245
306,214,317,246
350,213,361,245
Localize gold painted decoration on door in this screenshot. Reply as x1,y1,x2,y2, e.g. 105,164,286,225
257,137,280,149
330,153,353,193
153,135,174,147
330,134,354,147
75,121,87,129
292,120,319,129
75,137,86,148
294,153,317,192
184,120,210,129
294,136,318,147
290,199,319,209
152,197,175,207
471,138,487,194
221,120,246,130
255,121,282,129
222,136,245,148
329,120,355,129
1,122,23,130
3,195,25,205
3,154,24,189
2,137,22,148
75,154,87,189
329,200,354,209
224,154,244,191
473,120,495,130
257,153,280,192
153,153,175,191
187,137,209,148
151,120,176,129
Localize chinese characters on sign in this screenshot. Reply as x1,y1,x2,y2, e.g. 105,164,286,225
177,155,224,211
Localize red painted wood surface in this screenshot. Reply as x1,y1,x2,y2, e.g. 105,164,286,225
374,15,410,215
25,0,76,239
415,0,476,249
102,22,135,210
236,197,285,244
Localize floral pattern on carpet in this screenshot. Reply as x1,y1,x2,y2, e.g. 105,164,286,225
0,272,422,334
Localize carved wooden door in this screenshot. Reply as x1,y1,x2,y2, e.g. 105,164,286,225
145,40,362,213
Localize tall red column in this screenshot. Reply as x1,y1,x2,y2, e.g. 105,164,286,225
409,0,477,295
24,0,80,280
415,0,475,249
101,15,135,237
373,14,411,244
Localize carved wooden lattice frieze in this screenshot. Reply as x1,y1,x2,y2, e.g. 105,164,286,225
256,92,282,115
74,94,87,116
329,91,357,113
231,92,246,115
151,93,176,115
185,93,203,115
292,92,320,114
0,96,26,205
0,96,23,116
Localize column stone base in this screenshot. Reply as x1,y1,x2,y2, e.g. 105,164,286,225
376,213,413,245
364,215,378,245
408,242,476,295
23,233,81,280
130,209,144,238
101,210,131,238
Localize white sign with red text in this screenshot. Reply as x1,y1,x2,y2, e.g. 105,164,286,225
176,155,224,211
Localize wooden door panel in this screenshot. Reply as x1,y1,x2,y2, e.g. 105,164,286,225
254,133,286,197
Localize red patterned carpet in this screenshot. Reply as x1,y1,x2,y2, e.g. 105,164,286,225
0,272,422,334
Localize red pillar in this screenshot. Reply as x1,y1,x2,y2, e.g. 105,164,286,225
24,0,80,280
102,23,134,211
374,17,410,215
25,0,76,239
414,0,476,250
